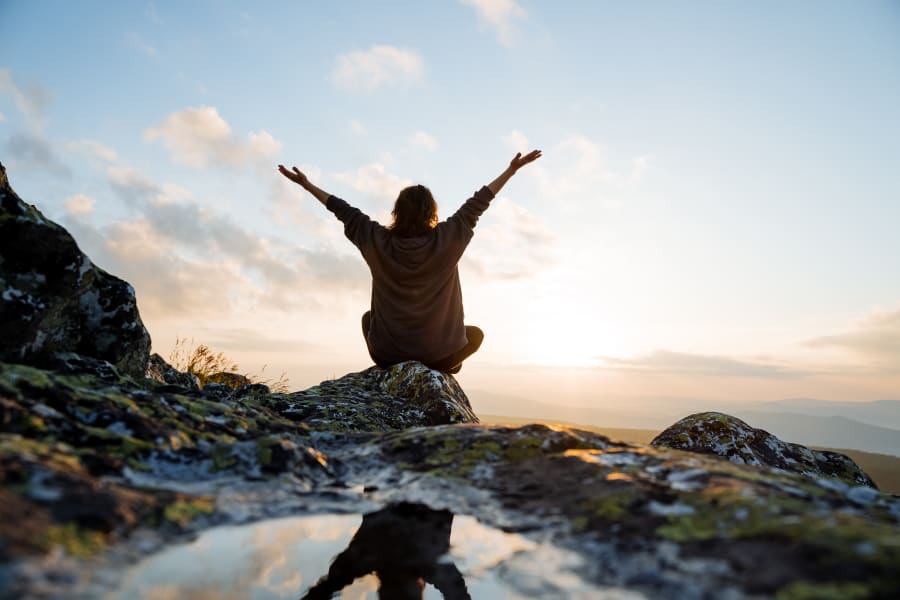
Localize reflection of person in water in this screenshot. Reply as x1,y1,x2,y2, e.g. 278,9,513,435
300,502,470,600
279,150,541,374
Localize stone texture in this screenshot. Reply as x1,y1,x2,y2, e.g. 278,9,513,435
1,361,898,598
0,163,151,378
270,361,478,432
650,411,877,488
145,353,200,391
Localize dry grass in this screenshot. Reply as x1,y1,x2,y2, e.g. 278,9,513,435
167,337,290,394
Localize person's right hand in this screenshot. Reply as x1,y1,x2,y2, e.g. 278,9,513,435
278,164,309,186
509,149,542,172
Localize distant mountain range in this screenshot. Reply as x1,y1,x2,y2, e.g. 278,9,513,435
469,390,900,457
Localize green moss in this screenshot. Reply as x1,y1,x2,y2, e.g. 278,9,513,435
210,445,237,472
163,498,215,526
775,581,871,600
42,523,107,557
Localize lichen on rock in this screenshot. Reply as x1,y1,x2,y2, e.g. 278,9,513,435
650,411,878,488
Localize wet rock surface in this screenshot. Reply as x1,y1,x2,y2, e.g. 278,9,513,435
651,411,878,488
1,359,898,598
0,163,151,378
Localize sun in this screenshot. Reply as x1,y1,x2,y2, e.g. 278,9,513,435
520,303,627,368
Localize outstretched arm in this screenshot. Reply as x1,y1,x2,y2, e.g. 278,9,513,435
278,164,330,205
486,149,542,196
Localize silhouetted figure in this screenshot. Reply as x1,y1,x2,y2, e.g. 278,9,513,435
279,150,541,374
299,502,470,600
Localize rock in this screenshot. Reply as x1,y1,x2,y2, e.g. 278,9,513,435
270,361,478,432
1,361,899,598
650,411,877,488
0,163,151,378
145,353,200,391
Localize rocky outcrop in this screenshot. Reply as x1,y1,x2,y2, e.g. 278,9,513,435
0,162,151,378
651,411,877,488
2,359,898,597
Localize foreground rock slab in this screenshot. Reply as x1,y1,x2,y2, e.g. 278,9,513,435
1,360,898,599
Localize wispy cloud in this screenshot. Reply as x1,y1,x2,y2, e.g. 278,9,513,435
503,129,530,153
67,165,367,320
5,132,71,179
64,193,96,217
460,0,526,46
806,308,900,371
600,350,811,379
332,45,424,91
0,68,51,130
68,139,118,163
125,32,158,57
0,112,6,122
333,163,411,207
463,196,557,280
410,130,438,152
144,106,281,168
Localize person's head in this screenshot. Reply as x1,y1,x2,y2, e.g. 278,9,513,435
389,185,438,238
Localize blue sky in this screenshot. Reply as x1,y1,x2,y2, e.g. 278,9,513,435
2,1,899,409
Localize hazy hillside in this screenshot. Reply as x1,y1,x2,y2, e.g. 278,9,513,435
471,390,900,457
754,399,900,430
730,411,900,457
479,415,900,495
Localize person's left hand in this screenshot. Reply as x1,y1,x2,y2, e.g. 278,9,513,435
509,149,542,172
278,164,309,186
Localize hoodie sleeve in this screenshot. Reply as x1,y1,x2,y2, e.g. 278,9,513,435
326,195,379,251
441,185,495,243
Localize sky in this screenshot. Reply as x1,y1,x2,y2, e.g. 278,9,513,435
2,1,899,415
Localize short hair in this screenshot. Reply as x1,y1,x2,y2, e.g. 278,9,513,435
389,184,438,238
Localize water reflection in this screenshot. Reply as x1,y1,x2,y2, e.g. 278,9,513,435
111,501,616,599
301,502,469,599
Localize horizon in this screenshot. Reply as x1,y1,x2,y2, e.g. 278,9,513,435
2,1,899,412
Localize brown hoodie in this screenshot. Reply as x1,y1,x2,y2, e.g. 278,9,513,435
326,185,494,365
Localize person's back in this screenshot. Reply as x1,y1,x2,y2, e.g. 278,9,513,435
278,149,541,373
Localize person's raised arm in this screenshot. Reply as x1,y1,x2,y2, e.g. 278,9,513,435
486,149,542,196
278,164,329,205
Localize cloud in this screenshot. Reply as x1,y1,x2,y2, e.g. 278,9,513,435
630,154,652,181
80,165,368,319
5,132,71,178
528,134,616,201
144,106,281,168
503,129,530,153
125,32,158,56
333,163,412,205
0,112,5,122
462,196,557,280
64,194,96,216
460,0,526,46
806,308,900,370
69,139,118,162
410,130,438,152
0,68,51,130
599,350,810,379
349,119,366,135
332,45,424,91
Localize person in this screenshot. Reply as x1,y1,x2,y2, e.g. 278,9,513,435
299,502,470,600
278,149,541,373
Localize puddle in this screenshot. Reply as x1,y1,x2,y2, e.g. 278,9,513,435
109,503,644,599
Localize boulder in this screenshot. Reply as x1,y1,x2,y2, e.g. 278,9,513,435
0,163,151,378
271,361,478,432
146,353,201,391
651,411,877,488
